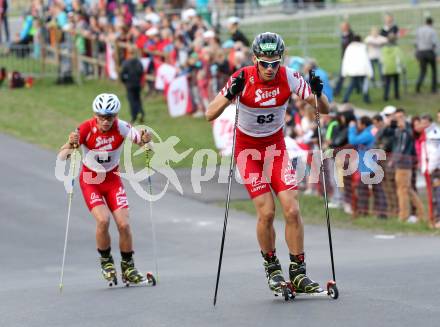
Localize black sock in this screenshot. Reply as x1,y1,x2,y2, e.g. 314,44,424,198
98,247,111,258
121,251,134,261
290,253,305,263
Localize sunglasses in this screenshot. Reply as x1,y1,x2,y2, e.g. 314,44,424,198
256,58,281,69
96,114,116,121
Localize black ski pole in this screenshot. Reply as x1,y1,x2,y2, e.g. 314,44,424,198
311,79,336,282
213,96,240,306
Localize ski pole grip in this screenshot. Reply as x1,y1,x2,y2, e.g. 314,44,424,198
69,128,80,149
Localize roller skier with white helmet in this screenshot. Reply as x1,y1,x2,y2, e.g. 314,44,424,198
58,93,156,287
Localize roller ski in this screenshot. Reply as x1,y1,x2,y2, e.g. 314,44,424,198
100,255,118,287
276,257,338,302
121,258,156,287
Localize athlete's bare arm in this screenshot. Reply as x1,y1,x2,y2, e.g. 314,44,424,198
305,93,330,115
58,131,79,160
206,94,231,122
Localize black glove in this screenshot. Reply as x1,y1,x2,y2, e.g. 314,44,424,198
309,70,323,98
225,70,245,101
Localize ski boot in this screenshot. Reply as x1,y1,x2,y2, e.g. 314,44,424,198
288,255,321,294
100,255,117,287
121,258,147,287
262,251,289,297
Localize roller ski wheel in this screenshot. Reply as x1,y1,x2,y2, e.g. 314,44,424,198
272,282,295,301
281,282,295,301
327,280,339,300
104,271,118,287
146,272,157,286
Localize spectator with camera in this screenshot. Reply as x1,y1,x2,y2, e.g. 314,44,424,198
374,106,398,217
392,108,425,223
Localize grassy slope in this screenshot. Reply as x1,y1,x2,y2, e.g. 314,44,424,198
0,77,217,168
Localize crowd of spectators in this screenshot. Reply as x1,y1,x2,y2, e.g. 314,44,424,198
284,98,440,227
6,1,257,113
4,3,437,103
2,1,440,226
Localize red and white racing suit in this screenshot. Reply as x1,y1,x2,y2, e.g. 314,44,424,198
220,65,312,198
77,118,141,212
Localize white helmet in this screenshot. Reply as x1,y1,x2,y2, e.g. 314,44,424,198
92,93,121,115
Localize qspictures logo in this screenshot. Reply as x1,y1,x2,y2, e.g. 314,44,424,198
55,125,386,202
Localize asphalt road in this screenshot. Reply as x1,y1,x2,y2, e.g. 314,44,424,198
1,133,439,327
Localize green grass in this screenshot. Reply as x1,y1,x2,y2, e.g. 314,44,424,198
0,77,218,168
229,195,440,235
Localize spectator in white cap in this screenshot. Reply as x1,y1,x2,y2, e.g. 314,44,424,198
144,26,161,93
227,16,240,26
146,27,159,37
203,30,215,39
375,105,398,217
377,105,397,152
381,105,397,119
181,8,197,22
203,29,221,54
227,16,249,47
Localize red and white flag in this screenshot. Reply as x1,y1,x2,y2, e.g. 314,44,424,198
166,75,192,117
155,63,177,91
212,104,237,156
105,43,118,80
